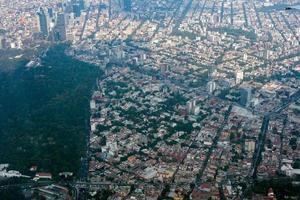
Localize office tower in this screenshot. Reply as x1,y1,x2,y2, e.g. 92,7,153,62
240,87,252,107
207,81,216,94
54,13,67,41
297,27,300,36
37,8,48,38
245,139,255,153
48,8,54,18
187,99,197,114
73,4,81,17
1,38,7,49
109,0,112,20
235,70,244,85
79,0,85,10
0,36,3,49
123,0,132,12
265,50,273,60
243,53,248,62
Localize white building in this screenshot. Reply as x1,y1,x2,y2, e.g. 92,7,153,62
90,99,96,110
235,70,244,85
207,81,216,94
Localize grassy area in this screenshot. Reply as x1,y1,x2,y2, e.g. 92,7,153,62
209,27,257,42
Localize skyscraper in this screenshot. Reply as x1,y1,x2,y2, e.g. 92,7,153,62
54,13,67,41
37,8,48,38
72,4,81,17
123,0,132,12
187,99,197,114
240,87,252,107
48,8,54,18
0,36,4,49
108,0,112,20
235,70,244,85
207,81,216,94
79,0,85,10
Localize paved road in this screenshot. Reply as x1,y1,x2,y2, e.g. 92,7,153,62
80,4,92,40
250,89,300,178
242,89,300,198
250,114,270,178
0,181,54,190
242,3,248,27
195,105,232,186
184,105,232,198
253,3,262,28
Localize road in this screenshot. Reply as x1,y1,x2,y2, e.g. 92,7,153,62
280,13,297,39
253,3,262,28
230,1,233,25
250,114,270,178
0,181,54,190
195,105,232,186
267,12,287,42
80,4,92,40
220,0,225,23
185,105,232,198
250,89,300,178
242,3,248,27
278,116,288,170
242,89,300,197
172,0,194,34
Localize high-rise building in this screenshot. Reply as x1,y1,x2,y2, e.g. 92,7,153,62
207,81,216,94
243,53,248,62
79,0,85,10
123,0,132,12
72,4,81,17
0,36,4,49
245,139,255,153
108,0,112,20
297,27,300,36
235,70,244,85
37,8,48,38
265,50,273,60
48,8,54,18
240,87,251,107
187,99,197,114
54,13,67,41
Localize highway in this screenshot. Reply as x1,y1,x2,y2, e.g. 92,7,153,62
195,105,232,186
0,181,54,190
243,89,300,197
250,114,270,178
79,4,91,40
220,0,225,23
242,3,248,27
250,89,300,178
185,104,232,199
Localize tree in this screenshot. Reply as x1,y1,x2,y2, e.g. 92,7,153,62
94,189,114,200
289,137,297,150
100,136,107,146
230,132,235,142
292,159,300,169
0,187,25,200
266,139,272,149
